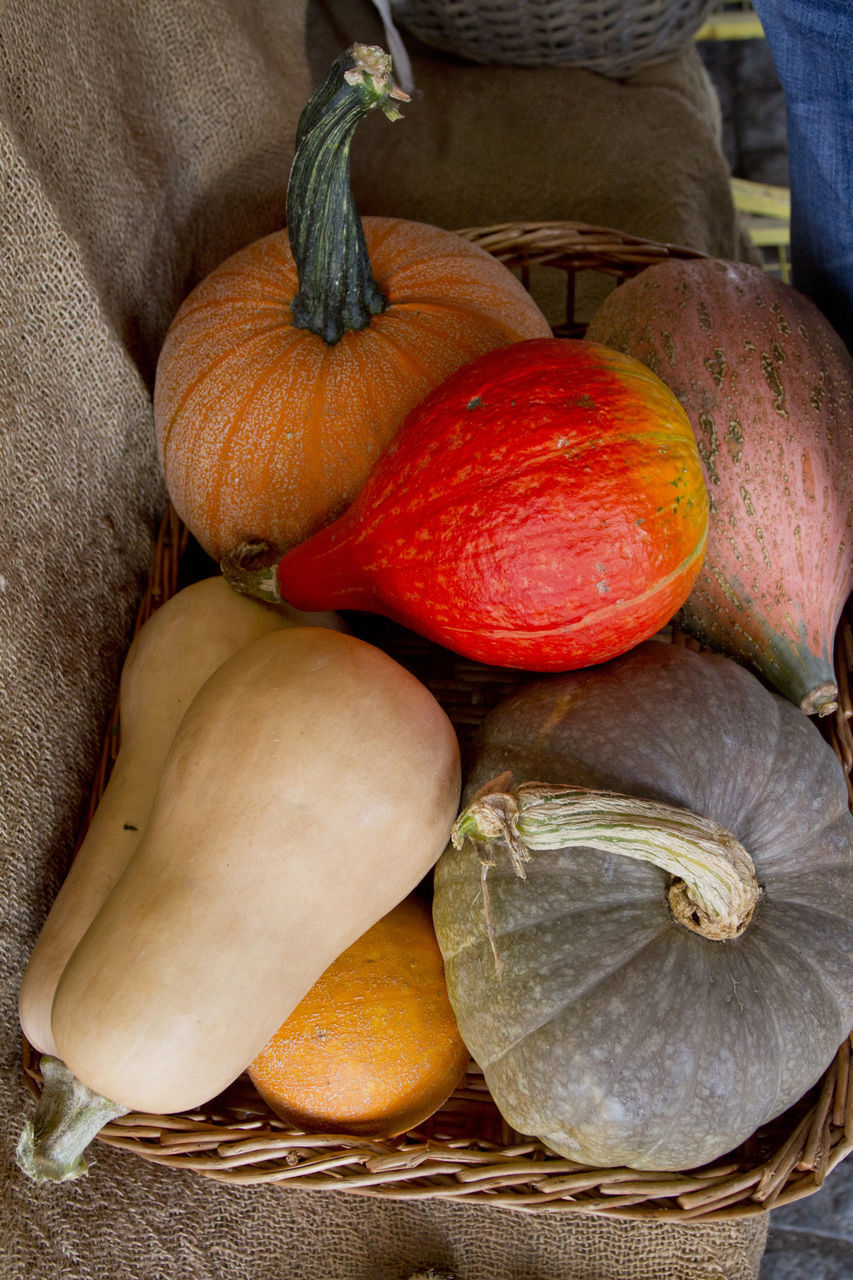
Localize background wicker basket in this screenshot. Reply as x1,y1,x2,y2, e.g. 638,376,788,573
387,0,716,78
21,220,853,1221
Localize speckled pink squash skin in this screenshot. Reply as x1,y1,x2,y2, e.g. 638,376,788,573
587,258,853,716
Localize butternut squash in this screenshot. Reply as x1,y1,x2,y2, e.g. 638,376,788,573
20,627,461,1180
18,576,344,1059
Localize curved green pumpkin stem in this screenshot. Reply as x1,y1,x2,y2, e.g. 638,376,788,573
16,1056,129,1182
452,779,761,941
287,43,409,345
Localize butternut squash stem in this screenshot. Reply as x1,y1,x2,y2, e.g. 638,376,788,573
16,1055,129,1182
287,43,409,345
452,781,760,941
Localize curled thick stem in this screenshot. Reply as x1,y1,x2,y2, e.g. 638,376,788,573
452,779,760,940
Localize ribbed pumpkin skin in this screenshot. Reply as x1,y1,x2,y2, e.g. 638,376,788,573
248,895,470,1138
432,641,853,1171
153,217,551,561
586,258,853,715
274,338,709,671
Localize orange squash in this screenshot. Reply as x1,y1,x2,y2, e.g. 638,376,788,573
152,45,550,562
248,895,470,1138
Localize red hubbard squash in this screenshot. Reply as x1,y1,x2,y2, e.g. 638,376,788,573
586,258,853,716
224,337,709,672
248,894,470,1138
152,44,550,562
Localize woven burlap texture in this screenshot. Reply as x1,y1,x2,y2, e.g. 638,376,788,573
1,1,766,1276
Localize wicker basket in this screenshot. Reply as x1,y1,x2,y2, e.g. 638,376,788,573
388,0,716,78
22,220,853,1220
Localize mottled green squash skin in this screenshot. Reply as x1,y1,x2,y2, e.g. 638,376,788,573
586,259,853,717
433,641,853,1172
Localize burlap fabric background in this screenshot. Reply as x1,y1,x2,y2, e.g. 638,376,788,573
2,2,768,1275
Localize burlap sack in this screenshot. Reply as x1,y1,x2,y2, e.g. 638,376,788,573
1,2,767,1275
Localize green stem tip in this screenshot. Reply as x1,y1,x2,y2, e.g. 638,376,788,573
16,1056,130,1183
220,539,282,603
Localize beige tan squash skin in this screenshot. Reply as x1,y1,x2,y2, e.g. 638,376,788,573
19,576,344,1059
50,626,462,1116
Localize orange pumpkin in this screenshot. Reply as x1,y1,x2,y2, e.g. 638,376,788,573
153,45,550,562
247,895,470,1138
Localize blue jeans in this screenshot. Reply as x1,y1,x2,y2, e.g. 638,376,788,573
751,0,853,349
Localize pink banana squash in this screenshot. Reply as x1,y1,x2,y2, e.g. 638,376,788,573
587,258,853,716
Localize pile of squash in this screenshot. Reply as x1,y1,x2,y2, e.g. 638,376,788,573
17,42,853,1184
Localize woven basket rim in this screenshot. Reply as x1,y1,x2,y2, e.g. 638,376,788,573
21,219,853,1218
456,218,709,262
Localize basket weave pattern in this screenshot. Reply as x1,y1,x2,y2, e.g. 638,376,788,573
390,0,716,78
22,221,853,1219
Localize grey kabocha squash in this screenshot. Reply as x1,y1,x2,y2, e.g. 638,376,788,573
432,639,853,1171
